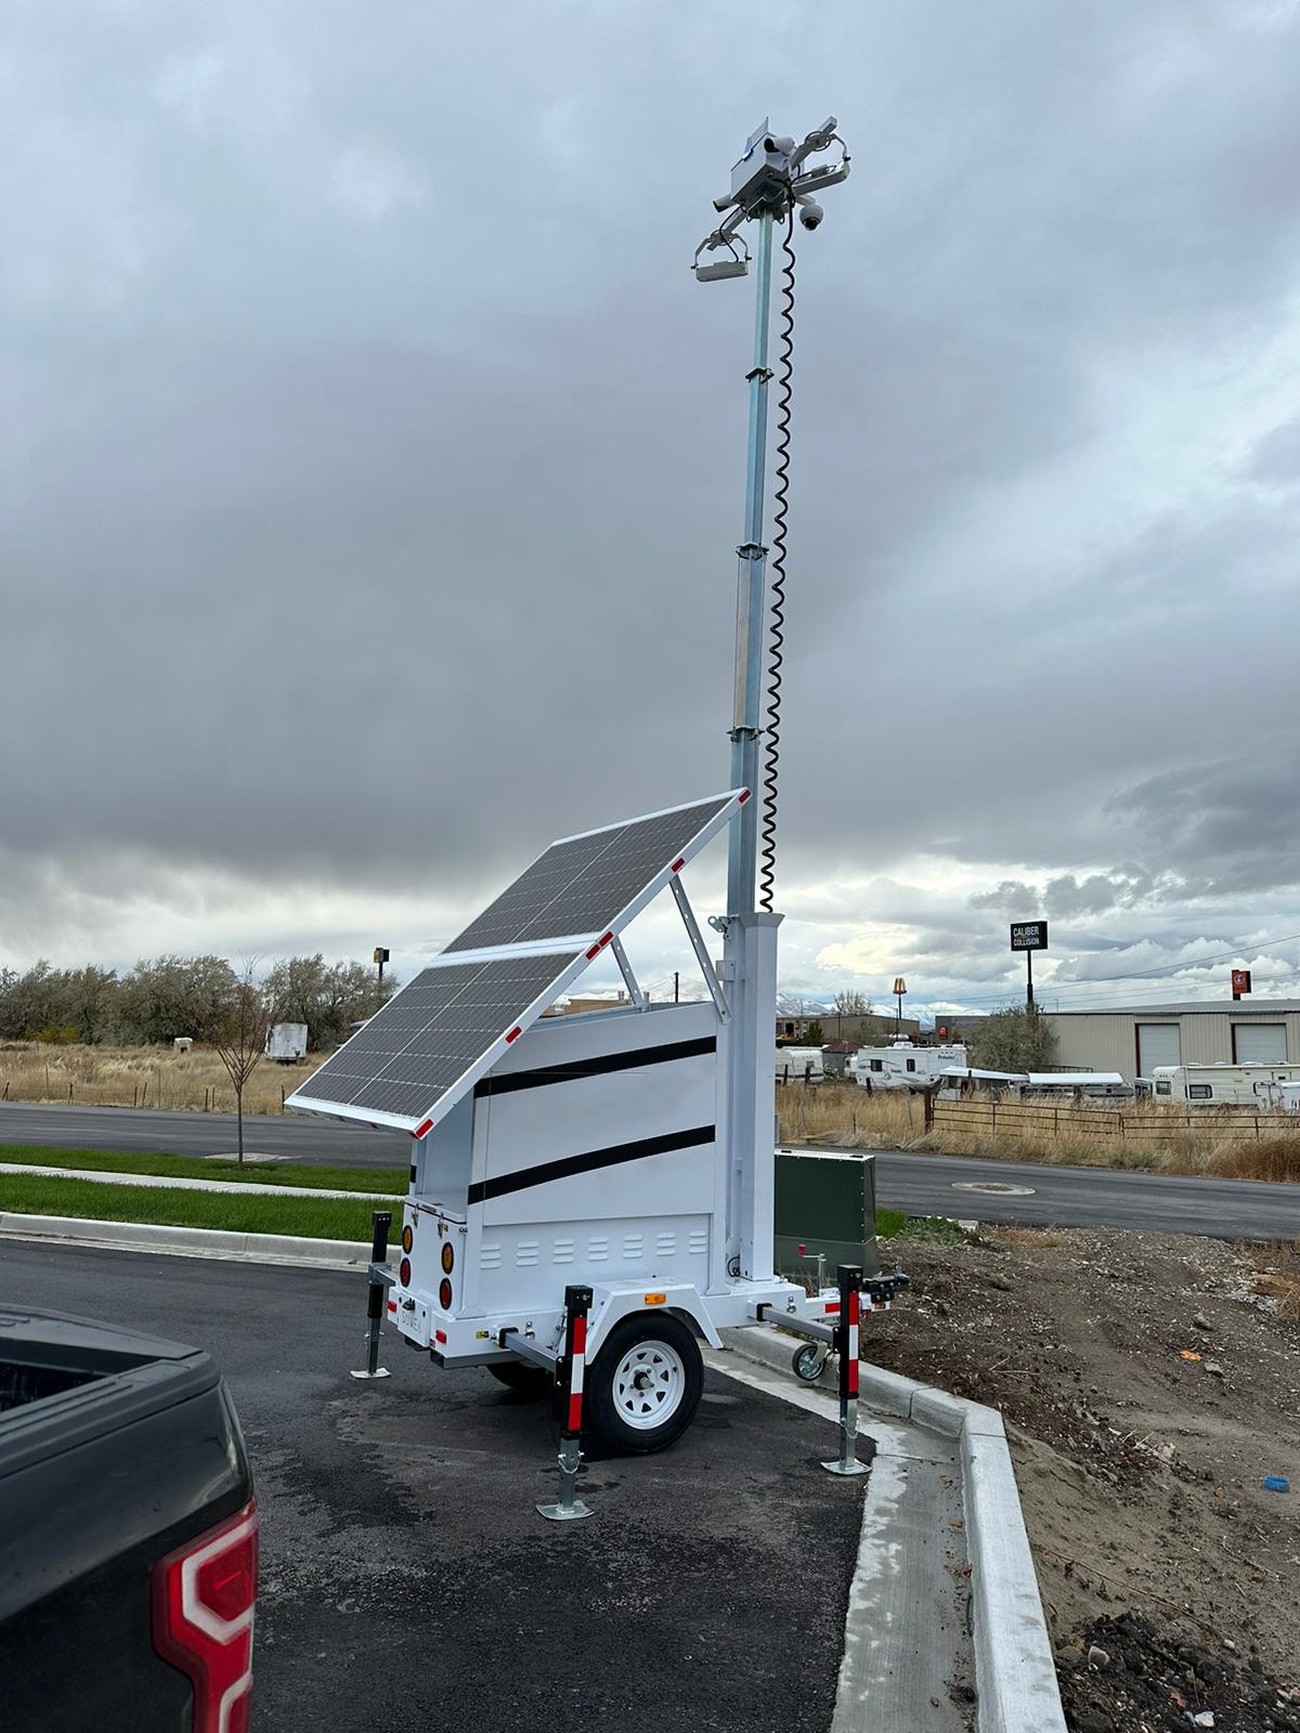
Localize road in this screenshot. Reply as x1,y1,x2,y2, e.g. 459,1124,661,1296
0,1241,864,1733
3,1100,1300,1239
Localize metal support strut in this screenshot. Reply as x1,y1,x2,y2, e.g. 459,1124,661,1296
822,1264,871,1476
351,1210,393,1381
538,1284,595,1522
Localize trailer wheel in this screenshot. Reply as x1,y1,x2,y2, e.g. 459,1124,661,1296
792,1343,827,1383
487,1362,552,1398
585,1314,703,1455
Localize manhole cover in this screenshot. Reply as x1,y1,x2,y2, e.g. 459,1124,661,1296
203,1153,295,1165
950,1180,1036,1197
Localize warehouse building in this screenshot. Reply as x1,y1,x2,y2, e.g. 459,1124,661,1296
1042,1000,1300,1083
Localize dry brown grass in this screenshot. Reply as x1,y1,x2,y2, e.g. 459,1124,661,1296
987,1226,1066,1249
0,1042,324,1116
1249,1237,1300,1323
1210,1137,1300,1185
773,1080,1300,1181
775,1080,921,1148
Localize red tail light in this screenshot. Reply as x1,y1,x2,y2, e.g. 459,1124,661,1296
152,1498,258,1733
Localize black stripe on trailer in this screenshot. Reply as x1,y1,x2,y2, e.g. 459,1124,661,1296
473,1035,716,1099
468,1124,715,1206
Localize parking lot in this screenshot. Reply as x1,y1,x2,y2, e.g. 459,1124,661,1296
3,1242,866,1733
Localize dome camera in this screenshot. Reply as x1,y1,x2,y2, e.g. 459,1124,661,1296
798,197,825,231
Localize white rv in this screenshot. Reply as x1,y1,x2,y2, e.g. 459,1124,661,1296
1019,1072,1130,1100
850,1041,968,1092
774,1046,825,1084
1151,1062,1300,1105
935,1067,1027,1098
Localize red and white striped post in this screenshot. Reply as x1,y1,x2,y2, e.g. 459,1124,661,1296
822,1264,870,1476
538,1285,595,1522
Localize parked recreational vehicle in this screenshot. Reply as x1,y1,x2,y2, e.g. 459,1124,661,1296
935,1067,1027,1098
775,1046,824,1084
1257,1079,1300,1113
850,1040,968,1092
1151,1062,1300,1105
1019,1072,1130,1100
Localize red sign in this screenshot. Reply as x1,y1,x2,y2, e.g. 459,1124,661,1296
1231,968,1252,997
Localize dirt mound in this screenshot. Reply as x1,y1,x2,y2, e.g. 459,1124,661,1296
1057,1610,1300,1732
864,1226,1300,1704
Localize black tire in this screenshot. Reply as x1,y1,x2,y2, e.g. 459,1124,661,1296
792,1343,824,1383
584,1314,703,1455
487,1361,552,1398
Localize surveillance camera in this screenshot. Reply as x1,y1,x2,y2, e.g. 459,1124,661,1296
798,197,825,231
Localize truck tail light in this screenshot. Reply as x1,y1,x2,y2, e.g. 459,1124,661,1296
152,1498,258,1733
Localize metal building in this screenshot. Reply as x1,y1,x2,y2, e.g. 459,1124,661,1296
1043,1000,1300,1083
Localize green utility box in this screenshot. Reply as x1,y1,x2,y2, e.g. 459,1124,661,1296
774,1149,880,1281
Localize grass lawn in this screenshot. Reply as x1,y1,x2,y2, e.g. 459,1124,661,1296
0,1172,394,1240
0,1143,406,1194
876,1207,967,1244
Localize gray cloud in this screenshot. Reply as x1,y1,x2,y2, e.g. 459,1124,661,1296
6,2,1300,1006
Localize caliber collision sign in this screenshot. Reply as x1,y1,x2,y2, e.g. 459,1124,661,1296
1010,921,1048,952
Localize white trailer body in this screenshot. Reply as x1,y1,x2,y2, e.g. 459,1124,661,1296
774,1045,824,1083
1151,1062,1300,1105
266,1022,308,1063
1257,1079,1300,1113
285,791,862,1455
1020,1072,1130,1100
936,1066,1027,1098
851,1042,968,1091
398,998,782,1369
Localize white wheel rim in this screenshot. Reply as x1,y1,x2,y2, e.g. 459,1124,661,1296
611,1340,686,1431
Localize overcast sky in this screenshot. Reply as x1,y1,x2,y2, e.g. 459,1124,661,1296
5,0,1300,1018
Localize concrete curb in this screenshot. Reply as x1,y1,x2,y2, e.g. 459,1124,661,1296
0,1213,370,1270
721,1325,1066,1733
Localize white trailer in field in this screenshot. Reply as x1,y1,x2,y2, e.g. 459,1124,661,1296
266,1022,308,1063
850,1040,968,1091
1151,1062,1300,1105
775,1045,824,1083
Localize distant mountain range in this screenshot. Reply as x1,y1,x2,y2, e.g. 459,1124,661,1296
775,992,952,1031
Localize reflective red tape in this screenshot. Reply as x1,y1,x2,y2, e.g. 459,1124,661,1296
504,1026,522,1044
413,1118,434,1140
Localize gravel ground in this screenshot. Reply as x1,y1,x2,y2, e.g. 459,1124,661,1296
865,1226,1300,1733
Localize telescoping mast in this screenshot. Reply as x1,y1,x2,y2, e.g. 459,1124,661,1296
288,118,903,1517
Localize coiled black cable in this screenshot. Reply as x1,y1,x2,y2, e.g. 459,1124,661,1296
758,208,796,912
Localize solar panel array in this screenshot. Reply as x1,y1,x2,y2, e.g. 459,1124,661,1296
290,949,583,1122
287,790,742,1131
444,794,736,953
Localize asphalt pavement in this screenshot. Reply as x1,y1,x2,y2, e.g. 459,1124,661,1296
4,1100,1299,1239
0,1241,866,1733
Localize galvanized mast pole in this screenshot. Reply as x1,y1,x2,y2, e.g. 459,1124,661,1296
694,119,848,1281
726,209,775,919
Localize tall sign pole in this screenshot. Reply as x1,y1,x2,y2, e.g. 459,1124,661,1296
1010,922,1048,1011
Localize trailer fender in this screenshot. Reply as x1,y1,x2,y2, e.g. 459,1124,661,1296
585,1284,722,1356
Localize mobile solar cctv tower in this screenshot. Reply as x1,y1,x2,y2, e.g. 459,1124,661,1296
288,119,893,1502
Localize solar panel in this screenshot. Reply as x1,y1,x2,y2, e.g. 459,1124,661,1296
444,793,738,953
286,789,744,1134
290,948,585,1124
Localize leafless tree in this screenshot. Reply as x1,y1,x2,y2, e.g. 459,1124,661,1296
207,961,280,1166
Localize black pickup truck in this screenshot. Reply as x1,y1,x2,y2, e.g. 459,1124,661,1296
0,1305,256,1732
